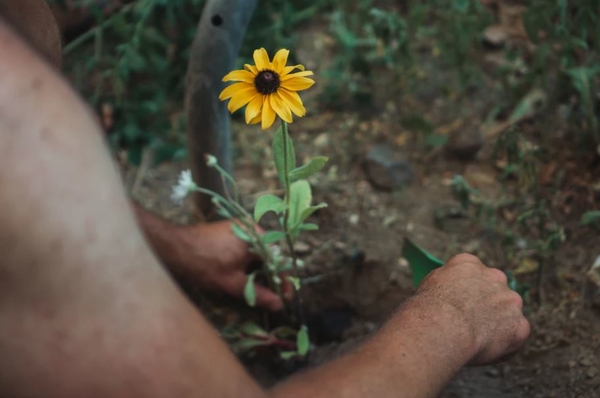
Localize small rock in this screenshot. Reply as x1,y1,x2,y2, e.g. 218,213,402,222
580,357,594,367
462,240,481,254
434,205,470,233
364,322,377,333
585,256,600,309
586,367,598,379
485,367,500,378
294,241,311,254
446,128,485,161
313,133,329,148
364,143,414,191
334,241,347,250
568,360,577,369
398,257,410,270
483,25,510,48
349,214,360,226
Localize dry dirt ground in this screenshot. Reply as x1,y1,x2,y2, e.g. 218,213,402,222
122,24,600,398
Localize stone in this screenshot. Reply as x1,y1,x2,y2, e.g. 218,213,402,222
293,241,311,254
483,25,510,48
364,143,414,191
434,205,470,233
446,128,485,161
313,132,329,148
586,367,598,379
585,256,600,309
485,367,500,378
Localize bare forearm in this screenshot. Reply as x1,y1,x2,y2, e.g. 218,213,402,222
273,295,474,398
131,202,189,273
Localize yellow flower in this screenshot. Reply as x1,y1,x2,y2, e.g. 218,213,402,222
219,48,315,130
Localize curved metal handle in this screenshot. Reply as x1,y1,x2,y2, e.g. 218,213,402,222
185,0,257,218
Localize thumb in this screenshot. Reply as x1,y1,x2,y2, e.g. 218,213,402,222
254,284,284,312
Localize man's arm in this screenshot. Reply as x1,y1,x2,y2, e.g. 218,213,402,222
132,203,285,311
0,20,528,398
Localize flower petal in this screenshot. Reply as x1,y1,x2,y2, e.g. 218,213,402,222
272,49,290,74
248,113,262,125
281,64,306,77
223,70,255,83
227,86,258,113
261,97,277,129
281,70,314,80
278,88,306,117
270,92,293,123
245,94,263,124
219,82,252,100
253,48,271,71
281,76,315,91
244,64,259,74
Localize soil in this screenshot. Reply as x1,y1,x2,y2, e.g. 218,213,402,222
122,18,600,398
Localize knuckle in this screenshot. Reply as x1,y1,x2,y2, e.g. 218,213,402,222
489,268,508,284
509,291,523,308
447,253,481,267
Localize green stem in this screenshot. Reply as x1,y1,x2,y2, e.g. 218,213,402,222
281,121,306,327
64,3,136,55
191,186,281,299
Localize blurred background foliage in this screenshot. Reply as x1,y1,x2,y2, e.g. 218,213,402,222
50,0,600,166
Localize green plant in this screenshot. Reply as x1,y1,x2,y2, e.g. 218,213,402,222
172,48,326,359
321,1,411,107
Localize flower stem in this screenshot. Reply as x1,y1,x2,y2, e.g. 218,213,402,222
281,121,306,327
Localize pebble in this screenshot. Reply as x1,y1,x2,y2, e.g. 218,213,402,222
364,143,414,191
293,241,311,254
483,25,509,47
349,214,360,226
334,241,347,250
586,367,598,379
485,367,500,378
313,133,329,148
446,128,484,161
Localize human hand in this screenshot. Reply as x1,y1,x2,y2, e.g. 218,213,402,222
174,220,286,311
414,254,530,365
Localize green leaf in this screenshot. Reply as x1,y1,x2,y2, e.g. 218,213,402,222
297,223,319,231
401,238,444,288
233,338,271,353
272,125,296,186
262,231,287,244
289,181,312,227
290,156,329,181
244,272,257,307
581,210,600,226
232,224,252,243
508,89,546,124
425,134,449,148
286,276,301,291
254,194,286,222
296,325,310,357
280,351,297,360
299,203,327,224
240,322,269,338
452,0,469,13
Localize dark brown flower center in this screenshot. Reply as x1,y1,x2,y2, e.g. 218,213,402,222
254,69,280,95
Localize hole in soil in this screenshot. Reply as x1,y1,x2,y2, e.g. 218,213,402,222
211,14,223,26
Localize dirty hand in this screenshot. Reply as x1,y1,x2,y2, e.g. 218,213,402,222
174,220,284,311
414,254,530,365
